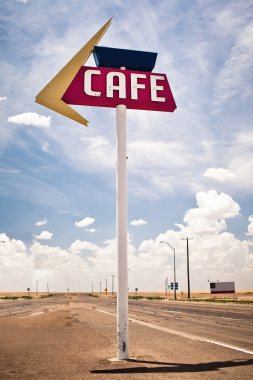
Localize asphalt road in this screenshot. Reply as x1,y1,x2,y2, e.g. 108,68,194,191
0,294,252,379
0,296,68,318
79,295,253,353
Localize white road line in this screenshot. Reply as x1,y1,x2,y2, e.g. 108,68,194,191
218,316,239,320
21,311,44,318
92,308,116,317
163,310,239,320
163,310,182,314
142,307,182,314
206,340,253,355
90,306,253,356
19,305,67,318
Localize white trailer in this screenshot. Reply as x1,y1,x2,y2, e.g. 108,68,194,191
210,281,235,294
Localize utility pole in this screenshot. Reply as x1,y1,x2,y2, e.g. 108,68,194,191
99,281,102,295
111,275,115,295
182,237,193,299
105,279,108,295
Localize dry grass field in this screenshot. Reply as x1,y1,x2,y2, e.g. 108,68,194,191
128,290,253,301
0,290,252,301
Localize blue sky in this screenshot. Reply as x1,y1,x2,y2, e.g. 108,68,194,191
0,0,253,292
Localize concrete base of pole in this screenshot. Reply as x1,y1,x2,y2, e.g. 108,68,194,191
109,357,137,362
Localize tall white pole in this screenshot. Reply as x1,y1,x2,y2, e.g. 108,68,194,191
116,66,128,360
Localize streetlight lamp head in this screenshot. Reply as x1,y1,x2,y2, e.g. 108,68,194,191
160,240,174,250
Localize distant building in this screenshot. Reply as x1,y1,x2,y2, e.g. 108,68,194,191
210,281,235,294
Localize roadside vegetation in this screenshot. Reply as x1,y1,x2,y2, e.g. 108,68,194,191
0,296,19,300
128,295,253,304
129,295,165,300
0,295,33,300
0,294,56,300
180,298,253,305
40,294,55,298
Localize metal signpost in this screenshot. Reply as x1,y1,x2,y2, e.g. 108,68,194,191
165,277,168,299
161,241,177,300
168,284,171,300
111,275,115,295
36,18,176,360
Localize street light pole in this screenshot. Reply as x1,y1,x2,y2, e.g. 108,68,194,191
172,245,176,300
160,241,177,300
182,237,193,299
105,279,108,295
99,281,102,295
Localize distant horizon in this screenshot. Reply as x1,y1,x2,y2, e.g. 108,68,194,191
1,289,252,294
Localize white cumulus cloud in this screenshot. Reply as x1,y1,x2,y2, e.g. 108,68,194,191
0,233,26,251
204,167,236,182
0,96,7,101
30,242,89,274
75,217,95,228
183,190,240,235
34,230,53,240
246,215,253,236
130,219,148,226
8,112,51,128
35,219,48,226
0,186,252,292
0,233,32,291
69,240,98,254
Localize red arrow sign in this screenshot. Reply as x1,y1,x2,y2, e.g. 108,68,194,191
62,66,176,112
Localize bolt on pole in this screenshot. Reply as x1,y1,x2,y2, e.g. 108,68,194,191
116,69,128,360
